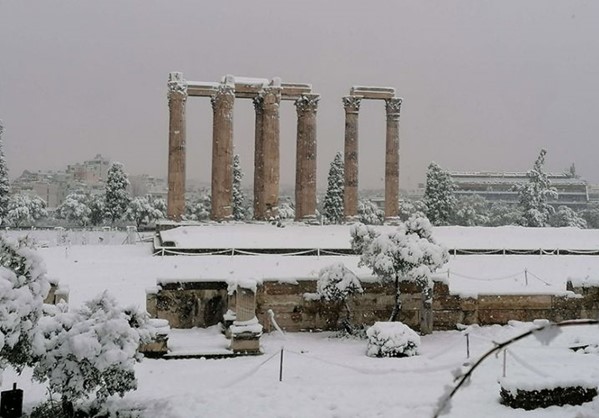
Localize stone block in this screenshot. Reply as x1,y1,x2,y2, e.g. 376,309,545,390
478,309,554,325
478,295,552,310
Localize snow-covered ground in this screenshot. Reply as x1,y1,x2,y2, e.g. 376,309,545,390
3,226,599,417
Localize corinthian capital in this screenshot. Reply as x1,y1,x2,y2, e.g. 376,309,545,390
262,86,281,111
385,97,403,115
211,83,235,111
295,94,320,114
167,72,187,104
342,96,361,113
253,94,264,113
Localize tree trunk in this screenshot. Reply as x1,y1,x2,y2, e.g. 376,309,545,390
389,275,402,321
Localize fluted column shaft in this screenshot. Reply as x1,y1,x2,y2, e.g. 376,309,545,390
385,97,402,219
294,94,319,221
253,95,265,219
261,87,281,220
211,83,235,221
343,96,361,220
167,72,187,221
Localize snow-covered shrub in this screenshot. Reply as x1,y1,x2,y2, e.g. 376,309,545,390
32,292,154,411
398,199,427,221
6,193,48,227
317,263,363,302
317,263,363,334
277,200,295,220
549,206,587,228
357,199,384,225
56,192,92,226
366,322,420,358
126,195,166,228
451,195,489,226
0,235,50,378
486,202,523,227
185,192,211,221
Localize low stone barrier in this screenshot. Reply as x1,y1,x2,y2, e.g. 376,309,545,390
147,279,594,333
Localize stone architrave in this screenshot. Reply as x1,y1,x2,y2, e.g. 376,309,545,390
384,97,402,220
253,94,265,219
166,72,188,221
210,81,235,221
294,94,319,221
343,96,361,220
261,86,282,220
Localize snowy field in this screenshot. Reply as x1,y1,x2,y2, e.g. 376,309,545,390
3,226,599,417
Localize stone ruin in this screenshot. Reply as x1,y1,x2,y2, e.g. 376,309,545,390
166,73,404,223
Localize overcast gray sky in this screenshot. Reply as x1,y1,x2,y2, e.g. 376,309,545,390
1,0,598,190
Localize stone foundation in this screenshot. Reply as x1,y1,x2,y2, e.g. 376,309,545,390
147,279,594,333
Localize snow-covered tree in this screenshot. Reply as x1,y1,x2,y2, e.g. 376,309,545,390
322,152,344,224
549,206,587,228
423,162,456,226
0,236,50,377
451,195,489,226
32,292,154,414
516,149,557,227
88,194,106,226
126,196,166,228
232,154,247,221
316,263,363,333
581,204,599,229
398,199,427,221
104,163,130,224
0,121,10,224
486,202,523,227
6,193,48,228
185,192,211,221
56,193,91,226
357,199,384,225
351,214,448,325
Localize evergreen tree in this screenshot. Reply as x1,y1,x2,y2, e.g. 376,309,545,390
88,194,106,226
517,149,557,227
0,121,10,224
104,162,130,224
232,154,247,221
423,162,456,226
322,152,344,224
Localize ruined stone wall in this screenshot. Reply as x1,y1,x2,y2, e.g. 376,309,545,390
147,279,594,332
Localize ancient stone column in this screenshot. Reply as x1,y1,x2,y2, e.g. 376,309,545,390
294,94,319,221
210,81,235,221
166,72,187,221
343,96,361,220
261,86,282,220
253,94,265,220
385,97,402,220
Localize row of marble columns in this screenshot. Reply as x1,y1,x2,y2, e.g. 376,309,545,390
167,73,403,223
342,95,402,220
167,74,319,222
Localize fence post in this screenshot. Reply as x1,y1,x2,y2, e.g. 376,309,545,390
466,333,470,359
524,269,528,286
279,347,284,382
